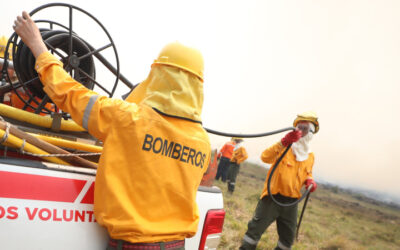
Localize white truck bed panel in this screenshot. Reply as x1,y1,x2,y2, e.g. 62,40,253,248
0,160,223,250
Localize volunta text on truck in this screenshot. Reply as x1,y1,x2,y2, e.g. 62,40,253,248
0,148,224,249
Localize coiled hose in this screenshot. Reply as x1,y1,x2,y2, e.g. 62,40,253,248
12,28,95,115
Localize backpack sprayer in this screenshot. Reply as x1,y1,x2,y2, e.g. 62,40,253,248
0,2,313,240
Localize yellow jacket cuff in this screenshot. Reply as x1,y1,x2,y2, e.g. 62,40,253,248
35,51,63,84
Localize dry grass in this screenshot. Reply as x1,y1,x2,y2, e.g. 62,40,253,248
214,162,400,250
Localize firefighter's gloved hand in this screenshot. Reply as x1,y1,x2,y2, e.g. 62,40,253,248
305,179,317,192
281,130,302,147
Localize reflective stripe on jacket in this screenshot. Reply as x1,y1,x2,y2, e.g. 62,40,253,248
231,146,248,164
260,142,314,199
35,52,211,243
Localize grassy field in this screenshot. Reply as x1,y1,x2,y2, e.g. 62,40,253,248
214,162,400,250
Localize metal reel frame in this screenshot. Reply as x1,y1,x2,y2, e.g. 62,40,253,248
3,3,121,118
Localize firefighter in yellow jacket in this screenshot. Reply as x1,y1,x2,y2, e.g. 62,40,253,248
240,112,319,250
14,12,210,250
226,138,248,193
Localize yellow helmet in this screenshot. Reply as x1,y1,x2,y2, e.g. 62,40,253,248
0,36,12,59
293,111,319,133
152,42,204,81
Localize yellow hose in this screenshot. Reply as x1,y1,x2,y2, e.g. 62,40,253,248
29,133,103,153
0,104,85,132
0,128,70,165
2,141,14,148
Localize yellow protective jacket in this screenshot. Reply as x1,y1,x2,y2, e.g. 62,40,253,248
35,52,211,243
231,146,248,164
260,142,314,199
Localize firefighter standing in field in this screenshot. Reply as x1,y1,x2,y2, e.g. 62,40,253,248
226,138,247,193
240,112,319,250
14,11,210,250
215,137,239,182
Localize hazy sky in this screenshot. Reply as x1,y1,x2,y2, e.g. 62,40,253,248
2,0,399,202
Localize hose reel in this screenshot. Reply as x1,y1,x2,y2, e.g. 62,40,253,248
1,3,134,119
14,29,96,100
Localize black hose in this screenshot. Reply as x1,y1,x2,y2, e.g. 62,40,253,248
204,126,295,138
266,144,312,207
205,125,310,207
14,29,95,98
296,190,311,241
8,29,96,116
